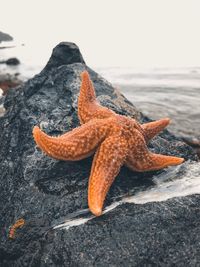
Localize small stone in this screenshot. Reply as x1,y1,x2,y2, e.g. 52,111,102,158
6,57,20,65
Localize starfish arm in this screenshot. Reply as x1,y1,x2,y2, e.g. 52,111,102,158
88,136,128,216
125,130,184,172
78,71,115,124
142,118,170,142
32,119,110,161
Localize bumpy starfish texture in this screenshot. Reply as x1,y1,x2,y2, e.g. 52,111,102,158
33,71,184,216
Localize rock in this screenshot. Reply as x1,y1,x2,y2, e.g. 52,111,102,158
183,137,200,159
0,31,13,43
0,42,199,266
5,58,20,66
0,57,20,66
43,42,85,72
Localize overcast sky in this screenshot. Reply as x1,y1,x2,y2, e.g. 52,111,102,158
0,0,200,68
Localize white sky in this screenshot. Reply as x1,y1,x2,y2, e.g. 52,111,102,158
0,0,200,68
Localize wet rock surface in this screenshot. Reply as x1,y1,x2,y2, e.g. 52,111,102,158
0,42,199,266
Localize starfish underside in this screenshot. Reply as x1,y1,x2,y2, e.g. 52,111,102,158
33,71,184,216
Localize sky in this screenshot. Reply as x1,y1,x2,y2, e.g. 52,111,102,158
0,0,200,68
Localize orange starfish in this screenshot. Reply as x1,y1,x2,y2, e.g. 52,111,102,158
33,71,184,216
9,218,25,239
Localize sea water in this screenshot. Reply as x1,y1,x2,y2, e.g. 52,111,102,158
97,66,200,140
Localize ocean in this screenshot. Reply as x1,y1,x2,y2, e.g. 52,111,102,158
97,67,200,141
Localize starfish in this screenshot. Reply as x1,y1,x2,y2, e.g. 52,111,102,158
33,71,184,216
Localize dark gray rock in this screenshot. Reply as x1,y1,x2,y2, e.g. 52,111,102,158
0,58,20,65
0,31,13,43
5,58,20,66
0,42,199,266
43,42,85,72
